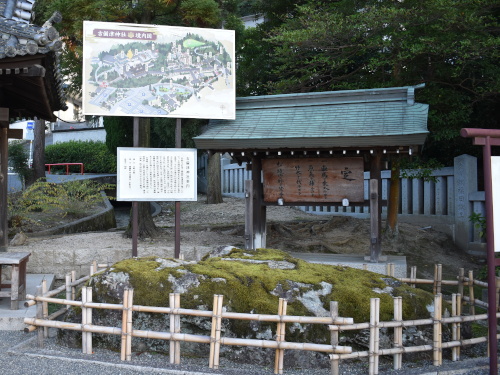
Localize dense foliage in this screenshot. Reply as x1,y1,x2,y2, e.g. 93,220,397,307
8,179,113,234
238,0,500,163
45,141,117,173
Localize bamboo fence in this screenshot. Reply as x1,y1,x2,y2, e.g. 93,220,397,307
23,262,500,375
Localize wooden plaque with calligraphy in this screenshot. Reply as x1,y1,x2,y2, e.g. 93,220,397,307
262,158,364,203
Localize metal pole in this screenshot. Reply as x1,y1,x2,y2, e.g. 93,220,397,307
174,118,181,259
483,136,498,375
132,117,139,257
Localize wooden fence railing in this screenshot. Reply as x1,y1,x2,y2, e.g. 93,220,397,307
24,262,500,375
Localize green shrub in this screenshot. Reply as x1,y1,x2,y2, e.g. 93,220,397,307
45,141,117,173
11,179,114,219
8,141,32,188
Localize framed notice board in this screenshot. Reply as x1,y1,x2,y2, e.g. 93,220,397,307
117,147,197,201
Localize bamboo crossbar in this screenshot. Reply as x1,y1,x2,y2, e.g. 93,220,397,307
398,278,458,286
27,295,355,326
24,315,354,355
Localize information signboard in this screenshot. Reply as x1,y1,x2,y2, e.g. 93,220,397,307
262,157,364,203
82,21,235,119
117,148,197,201
492,156,500,252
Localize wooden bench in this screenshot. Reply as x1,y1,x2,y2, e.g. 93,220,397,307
0,252,30,310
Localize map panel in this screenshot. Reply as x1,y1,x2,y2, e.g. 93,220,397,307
82,21,235,119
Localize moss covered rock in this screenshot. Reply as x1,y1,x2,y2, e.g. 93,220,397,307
59,247,437,367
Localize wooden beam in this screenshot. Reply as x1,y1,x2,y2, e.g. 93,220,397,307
7,129,23,139
369,152,382,262
0,108,9,250
251,157,267,249
0,107,8,125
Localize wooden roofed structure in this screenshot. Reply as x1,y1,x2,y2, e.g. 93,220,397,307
0,0,67,250
194,85,429,262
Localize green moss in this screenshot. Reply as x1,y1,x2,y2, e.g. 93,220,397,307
106,256,174,306
95,248,436,328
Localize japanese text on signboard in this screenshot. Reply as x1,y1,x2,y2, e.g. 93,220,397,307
262,158,364,203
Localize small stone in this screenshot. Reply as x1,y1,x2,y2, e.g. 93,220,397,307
10,232,28,246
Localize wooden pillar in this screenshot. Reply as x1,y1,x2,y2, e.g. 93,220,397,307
0,108,9,251
369,151,382,262
251,157,267,249
244,179,254,250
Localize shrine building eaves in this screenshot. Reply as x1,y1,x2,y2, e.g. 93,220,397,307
0,0,67,121
194,85,429,157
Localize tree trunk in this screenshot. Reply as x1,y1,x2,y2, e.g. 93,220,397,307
125,117,161,239
26,118,46,186
385,158,401,238
206,152,223,204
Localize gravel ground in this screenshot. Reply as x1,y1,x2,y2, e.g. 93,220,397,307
1,330,493,375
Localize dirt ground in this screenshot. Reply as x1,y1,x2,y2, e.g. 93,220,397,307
154,195,485,281
15,194,485,282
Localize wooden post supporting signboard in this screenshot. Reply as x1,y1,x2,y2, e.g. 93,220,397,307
175,118,181,259
245,180,254,250
251,157,266,249
0,108,9,251
369,152,382,262
132,117,139,257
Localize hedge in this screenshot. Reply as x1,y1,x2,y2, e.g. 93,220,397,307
45,141,117,174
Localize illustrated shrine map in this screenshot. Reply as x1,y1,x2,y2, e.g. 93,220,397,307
82,21,235,119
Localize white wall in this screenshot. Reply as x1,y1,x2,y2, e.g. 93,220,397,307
52,128,106,144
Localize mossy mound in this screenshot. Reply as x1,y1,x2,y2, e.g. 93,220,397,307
60,247,437,367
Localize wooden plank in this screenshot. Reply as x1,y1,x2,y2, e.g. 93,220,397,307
7,129,23,139
0,252,31,264
262,157,364,203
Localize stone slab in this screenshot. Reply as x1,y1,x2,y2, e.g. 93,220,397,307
290,253,407,278
0,274,54,331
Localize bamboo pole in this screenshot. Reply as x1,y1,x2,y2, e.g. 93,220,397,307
410,266,417,288
87,287,93,355
386,263,395,277
82,287,93,355
120,288,133,361
452,294,461,361
393,297,402,370
42,279,48,339
458,268,464,297
175,293,181,364
82,286,87,354
65,273,71,310
71,270,76,301
433,264,442,295
468,270,475,315
330,301,339,375
169,293,175,364
169,293,181,365
433,293,442,366
369,298,380,375
35,285,44,348
126,288,134,360
274,298,287,374
209,294,223,369
214,295,223,369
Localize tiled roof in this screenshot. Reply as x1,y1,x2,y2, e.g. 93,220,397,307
194,85,429,152
0,0,67,120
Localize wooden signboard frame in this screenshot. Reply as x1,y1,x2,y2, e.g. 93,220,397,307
262,157,364,203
